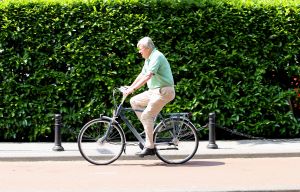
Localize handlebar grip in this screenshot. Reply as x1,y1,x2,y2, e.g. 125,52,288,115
118,86,128,92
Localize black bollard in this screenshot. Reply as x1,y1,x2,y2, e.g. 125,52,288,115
207,112,218,149
52,114,64,151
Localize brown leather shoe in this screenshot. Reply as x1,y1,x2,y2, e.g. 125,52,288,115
136,147,156,158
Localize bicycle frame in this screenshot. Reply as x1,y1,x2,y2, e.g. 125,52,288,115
99,91,143,145
102,88,192,147
119,107,145,145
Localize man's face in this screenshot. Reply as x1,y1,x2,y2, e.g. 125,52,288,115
138,46,151,59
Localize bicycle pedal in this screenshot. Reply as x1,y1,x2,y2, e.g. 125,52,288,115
123,146,126,154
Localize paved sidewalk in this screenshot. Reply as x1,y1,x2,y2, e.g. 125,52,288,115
1,139,300,161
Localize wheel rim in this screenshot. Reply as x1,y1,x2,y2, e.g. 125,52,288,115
78,119,125,165
154,119,198,164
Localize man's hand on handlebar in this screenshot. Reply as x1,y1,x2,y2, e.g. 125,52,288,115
119,86,134,96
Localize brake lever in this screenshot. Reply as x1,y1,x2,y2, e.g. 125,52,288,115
118,86,128,93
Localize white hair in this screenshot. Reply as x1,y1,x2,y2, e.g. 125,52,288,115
137,37,155,50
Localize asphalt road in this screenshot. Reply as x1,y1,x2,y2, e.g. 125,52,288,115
1,157,300,192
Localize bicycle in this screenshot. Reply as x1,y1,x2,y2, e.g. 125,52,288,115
77,87,199,165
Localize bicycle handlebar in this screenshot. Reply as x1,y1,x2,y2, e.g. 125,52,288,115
117,86,128,93
113,87,128,106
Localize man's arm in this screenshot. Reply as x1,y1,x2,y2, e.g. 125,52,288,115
124,72,153,95
130,72,144,88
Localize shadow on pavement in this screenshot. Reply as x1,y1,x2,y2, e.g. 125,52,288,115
107,160,225,167
154,160,225,167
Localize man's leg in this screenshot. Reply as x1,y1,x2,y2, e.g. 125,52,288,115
130,90,150,120
141,87,175,149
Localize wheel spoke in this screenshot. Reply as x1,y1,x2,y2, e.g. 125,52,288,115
154,118,198,164
78,119,125,165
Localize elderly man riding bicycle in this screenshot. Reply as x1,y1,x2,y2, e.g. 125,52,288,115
122,37,176,157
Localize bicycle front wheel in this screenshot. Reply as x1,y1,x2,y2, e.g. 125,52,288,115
78,118,125,165
154,118,199,164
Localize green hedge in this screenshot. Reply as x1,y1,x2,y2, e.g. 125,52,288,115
1,0,300,141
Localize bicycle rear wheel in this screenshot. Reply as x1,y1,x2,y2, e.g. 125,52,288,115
154,118,198,164
78,118,125,165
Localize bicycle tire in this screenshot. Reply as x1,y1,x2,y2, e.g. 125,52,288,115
78,118,125,165
154,117,199,164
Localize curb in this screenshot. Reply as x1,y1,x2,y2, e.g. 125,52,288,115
1,152,300,162
1,140,300,162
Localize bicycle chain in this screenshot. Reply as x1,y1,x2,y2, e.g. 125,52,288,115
200,123,264,139
216,125,264,140
215,125,300,142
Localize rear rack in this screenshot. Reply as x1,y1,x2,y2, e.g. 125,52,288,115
167,112,191,119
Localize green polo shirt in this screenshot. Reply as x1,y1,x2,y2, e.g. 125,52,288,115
142,48,174,89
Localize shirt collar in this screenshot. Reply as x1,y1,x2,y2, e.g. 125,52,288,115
146,48,157,62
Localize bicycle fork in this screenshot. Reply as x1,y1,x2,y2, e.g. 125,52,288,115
96,115,117,145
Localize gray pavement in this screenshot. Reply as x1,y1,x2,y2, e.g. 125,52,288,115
1,139,300,161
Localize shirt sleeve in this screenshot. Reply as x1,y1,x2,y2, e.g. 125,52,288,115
148,55,161,74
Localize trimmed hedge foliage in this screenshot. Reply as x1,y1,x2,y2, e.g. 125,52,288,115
0,0,300,141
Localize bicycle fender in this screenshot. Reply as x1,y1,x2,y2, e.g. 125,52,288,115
99,115,127,143
82,116,114,127
99,115,120,125
154,117,195,133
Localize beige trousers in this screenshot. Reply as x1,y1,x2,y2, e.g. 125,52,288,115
130,86,175,149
